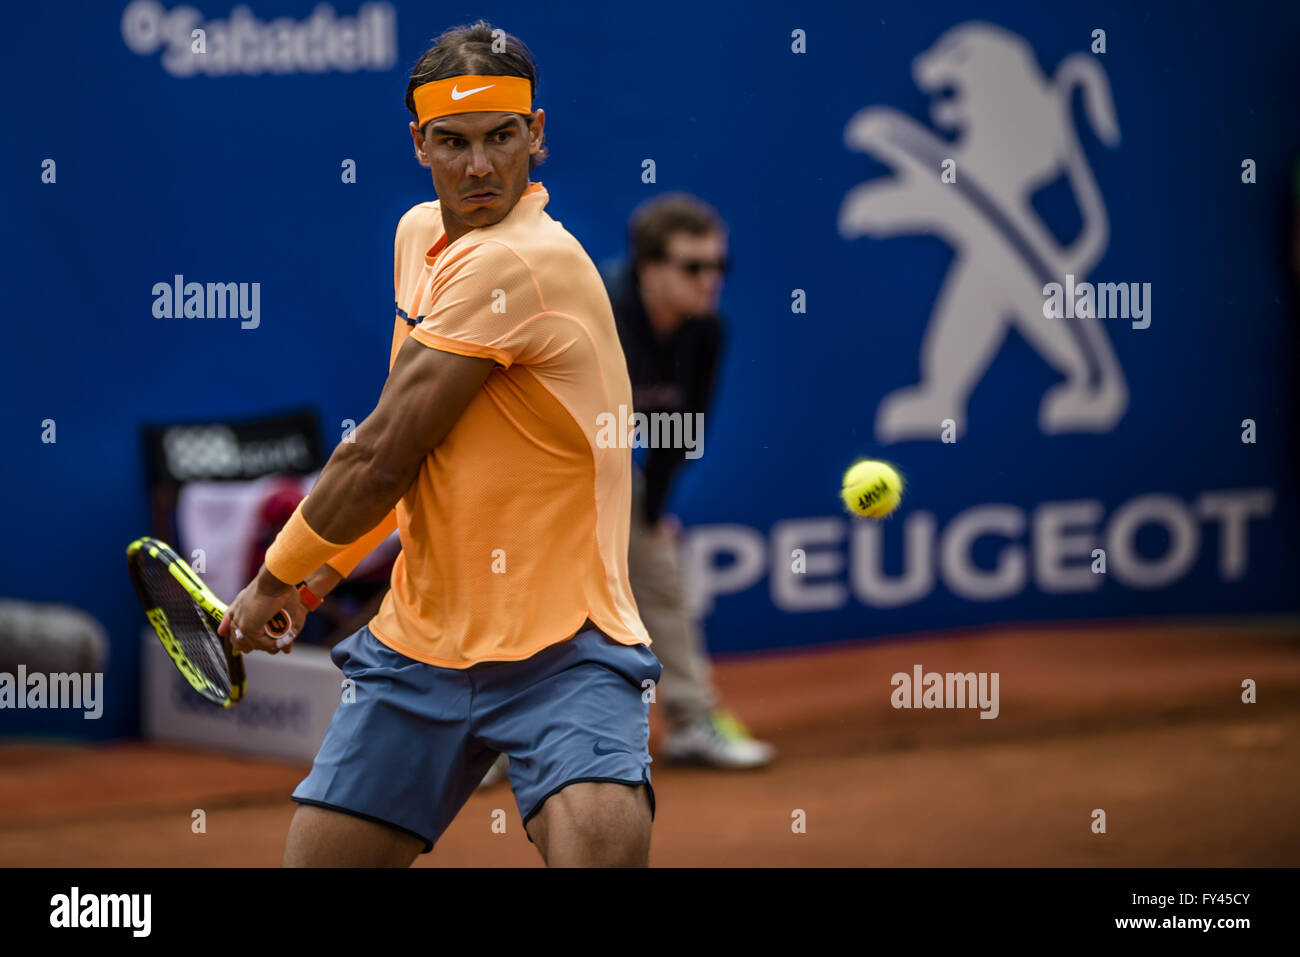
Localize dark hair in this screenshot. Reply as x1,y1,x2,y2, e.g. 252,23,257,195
629,193,726,268
405,21,546,172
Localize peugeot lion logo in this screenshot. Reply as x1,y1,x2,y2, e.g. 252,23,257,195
839,22,1126,442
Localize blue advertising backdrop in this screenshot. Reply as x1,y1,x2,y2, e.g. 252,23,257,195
4,1,1299,738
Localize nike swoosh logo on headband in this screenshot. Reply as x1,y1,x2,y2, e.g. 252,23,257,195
450,83,495,100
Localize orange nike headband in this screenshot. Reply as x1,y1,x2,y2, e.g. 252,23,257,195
413,75,533,127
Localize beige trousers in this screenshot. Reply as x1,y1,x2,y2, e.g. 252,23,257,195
626,469,717,728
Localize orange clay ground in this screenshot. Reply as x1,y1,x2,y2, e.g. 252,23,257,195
2,620,1298,866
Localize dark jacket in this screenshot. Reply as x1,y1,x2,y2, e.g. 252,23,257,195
602,262,725,525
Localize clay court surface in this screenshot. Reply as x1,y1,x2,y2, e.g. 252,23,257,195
3,621,1298,867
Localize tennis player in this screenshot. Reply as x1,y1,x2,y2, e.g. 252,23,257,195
219,21,661,867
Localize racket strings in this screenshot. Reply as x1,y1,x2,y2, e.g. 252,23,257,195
137,556,231,698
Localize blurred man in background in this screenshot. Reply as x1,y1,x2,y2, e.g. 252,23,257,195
602,194,775,769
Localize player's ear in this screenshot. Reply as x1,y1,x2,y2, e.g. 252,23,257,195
410,121,431,168
527,109,546,157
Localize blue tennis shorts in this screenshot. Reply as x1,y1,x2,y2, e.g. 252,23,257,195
291,623,663,853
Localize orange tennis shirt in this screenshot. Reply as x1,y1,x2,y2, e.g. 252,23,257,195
329,182,650,667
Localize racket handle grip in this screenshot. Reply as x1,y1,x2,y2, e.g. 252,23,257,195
264,612,292,639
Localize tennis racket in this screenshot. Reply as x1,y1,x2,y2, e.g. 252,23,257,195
126,536,292,708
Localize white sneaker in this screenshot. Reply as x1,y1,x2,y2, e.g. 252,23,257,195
661,710,776,769
476,754,508,789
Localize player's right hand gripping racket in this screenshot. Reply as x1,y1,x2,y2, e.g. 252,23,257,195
126,536,291,708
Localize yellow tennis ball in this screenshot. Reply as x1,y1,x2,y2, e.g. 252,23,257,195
841,459,904,518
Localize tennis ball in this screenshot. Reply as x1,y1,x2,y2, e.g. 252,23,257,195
841,459,904,519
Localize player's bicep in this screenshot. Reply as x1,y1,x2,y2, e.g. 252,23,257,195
360,336,495,485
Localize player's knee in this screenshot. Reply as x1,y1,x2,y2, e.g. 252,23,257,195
533,782,652,866
282,804,423,867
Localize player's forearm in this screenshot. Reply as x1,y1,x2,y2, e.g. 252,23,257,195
301,434,416,545
265,341,491,589
262,434,418,589
306,564,344,598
